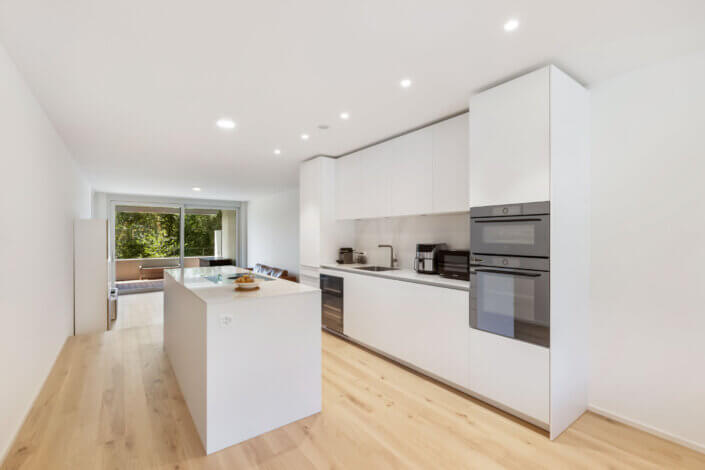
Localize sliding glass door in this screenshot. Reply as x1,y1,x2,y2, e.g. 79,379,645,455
109,199,240,293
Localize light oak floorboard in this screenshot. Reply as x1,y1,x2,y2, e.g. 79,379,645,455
112,292,163,331
3,321,704,469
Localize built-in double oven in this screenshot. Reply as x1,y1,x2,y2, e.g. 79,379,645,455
469,201,550,348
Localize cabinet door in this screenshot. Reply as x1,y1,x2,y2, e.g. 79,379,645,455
398,281,469,388
360,144,392,218
335,153,361,219
299,159,321,267
391,127,433,216
469,67,550,207
432,114,469,213
468,328,549,425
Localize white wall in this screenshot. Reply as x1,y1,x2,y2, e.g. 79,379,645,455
354,213,469,269
0,43,91,459
589,49,705,452
247,189,299,276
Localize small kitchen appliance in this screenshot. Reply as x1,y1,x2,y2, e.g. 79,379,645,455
413,243,448,274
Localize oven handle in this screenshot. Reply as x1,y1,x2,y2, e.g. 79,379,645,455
473,268,541,278
473,218,543,223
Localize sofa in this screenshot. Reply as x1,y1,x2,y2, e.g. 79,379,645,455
251,263,297,282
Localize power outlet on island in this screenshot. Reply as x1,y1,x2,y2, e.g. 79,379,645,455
220,314,233,327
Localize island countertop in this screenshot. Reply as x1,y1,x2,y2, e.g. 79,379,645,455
164,266,318,304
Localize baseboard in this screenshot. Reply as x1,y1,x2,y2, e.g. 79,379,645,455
588,405,705,455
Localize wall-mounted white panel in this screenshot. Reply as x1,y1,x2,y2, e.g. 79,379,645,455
360,144,393,218
335,152,362,220
432,113,469,213
469,67,550,207
391,128,433,216
548,66,591,440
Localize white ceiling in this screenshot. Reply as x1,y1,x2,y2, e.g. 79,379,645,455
1,1,704,201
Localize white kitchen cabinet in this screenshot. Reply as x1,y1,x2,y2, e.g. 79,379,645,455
432,113,469,213
299,159,321,268
360,144,392,218
391,127,433,216
335,152,361,220
468,328,550,426
469,67,551,207
74,219,108,335
300,157,353,272
335,269,469,390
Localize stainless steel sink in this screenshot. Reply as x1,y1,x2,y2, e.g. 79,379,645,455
354,266,399,272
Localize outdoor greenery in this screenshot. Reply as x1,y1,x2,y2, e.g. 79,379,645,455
115,210,223,259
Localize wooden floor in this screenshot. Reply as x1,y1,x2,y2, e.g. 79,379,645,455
3,308,705,469
111,292,164,331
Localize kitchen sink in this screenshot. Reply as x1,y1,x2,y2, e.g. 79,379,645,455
354,266,399,272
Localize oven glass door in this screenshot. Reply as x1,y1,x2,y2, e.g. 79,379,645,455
470,267,550,347
470,215,549,257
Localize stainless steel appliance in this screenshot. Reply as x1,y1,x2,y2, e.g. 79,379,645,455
470,201,549,258
413,243,447,274
337,247,354,264
469,256,550,347
320,274,343,334
470,202,550,348
438,250,470,281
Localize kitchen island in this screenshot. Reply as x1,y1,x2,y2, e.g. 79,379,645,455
163,266,321,454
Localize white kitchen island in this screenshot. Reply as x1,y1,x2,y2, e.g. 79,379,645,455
163,266,321,455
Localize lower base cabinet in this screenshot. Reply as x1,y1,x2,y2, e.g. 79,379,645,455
299,265,320,288
339,271,469,390
326,268,549,429
468,328,549,426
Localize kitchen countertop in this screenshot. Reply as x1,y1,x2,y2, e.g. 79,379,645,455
164,266,318,304
320,264,470,291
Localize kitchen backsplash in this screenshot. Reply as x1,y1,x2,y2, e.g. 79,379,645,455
354,213,470,269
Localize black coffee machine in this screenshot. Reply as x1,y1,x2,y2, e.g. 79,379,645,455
413,243,447,274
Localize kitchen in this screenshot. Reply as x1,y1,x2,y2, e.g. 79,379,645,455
301,65,588,438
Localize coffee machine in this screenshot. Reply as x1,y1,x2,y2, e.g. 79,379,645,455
413,243,447,274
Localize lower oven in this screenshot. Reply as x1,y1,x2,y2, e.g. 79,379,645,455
470,256,550,348
320,274,343,334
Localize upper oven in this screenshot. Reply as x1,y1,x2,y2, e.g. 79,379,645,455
470,201,550,258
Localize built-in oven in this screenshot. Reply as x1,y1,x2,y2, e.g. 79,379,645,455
470,201,550,258
469,255,550,347
320,274,343,334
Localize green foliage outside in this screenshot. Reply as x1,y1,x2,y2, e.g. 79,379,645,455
115,211,223,259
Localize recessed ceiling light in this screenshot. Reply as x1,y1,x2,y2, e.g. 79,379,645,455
192,187,201,192
340,112,350,120
504,19,519,32
400,78,412,88
301,133,310,141
318,124,330,130
215,118,236,130
274,149,281,155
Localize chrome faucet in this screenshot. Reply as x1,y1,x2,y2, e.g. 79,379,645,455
378,244,396,268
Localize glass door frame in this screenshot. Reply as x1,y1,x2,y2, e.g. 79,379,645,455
107,196,242,288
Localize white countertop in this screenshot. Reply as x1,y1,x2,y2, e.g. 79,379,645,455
165,266,319,304
320,264,470,291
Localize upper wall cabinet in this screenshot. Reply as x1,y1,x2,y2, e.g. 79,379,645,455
391,127,433,216
335,113,469,220
432,114,469,213
360,144,392,218
469,67,551,207
335,152,362,220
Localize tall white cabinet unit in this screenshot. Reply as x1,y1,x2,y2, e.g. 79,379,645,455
468,65,590,439
335,113,469,219
74,218,108,335
300,157,353,287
